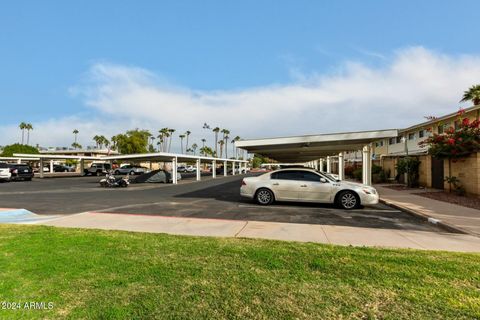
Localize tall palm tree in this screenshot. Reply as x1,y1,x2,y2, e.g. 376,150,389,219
19,122,27,144
150,136,155,148
201,138,206,149
212,127,220,157
461,84,480,105
158,128,169,152
185,130,191,152
224,135,230,158
111,135,117,150
93,135,100,148
233,136,241,159
191,143,198,155
221,129,230,157
73,129,79,143
179,134,186,154
25,123,33,145
218,140,225,158
168,128,175,152
157,140,161,152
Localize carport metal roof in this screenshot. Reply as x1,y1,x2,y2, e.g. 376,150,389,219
100,152,248,163
14,153,102,160
236,129,398,162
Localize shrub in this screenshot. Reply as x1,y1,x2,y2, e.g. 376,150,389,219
1,143,39,157
353,168,363,181
372,164,382,174
396,157,421,187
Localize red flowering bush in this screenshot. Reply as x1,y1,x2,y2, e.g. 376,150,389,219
419,109,480,158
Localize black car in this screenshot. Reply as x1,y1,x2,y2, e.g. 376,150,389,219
9,164,34,181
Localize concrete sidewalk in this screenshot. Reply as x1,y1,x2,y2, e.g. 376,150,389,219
376,185,480,236
41,211,480,252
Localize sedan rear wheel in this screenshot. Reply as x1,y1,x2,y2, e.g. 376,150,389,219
255,188,274,205
337,191,359,210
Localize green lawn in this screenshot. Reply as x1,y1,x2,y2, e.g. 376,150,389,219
0,225,479,319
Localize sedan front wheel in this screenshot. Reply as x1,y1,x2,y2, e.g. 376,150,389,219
255,188,274,205
337,191,360,210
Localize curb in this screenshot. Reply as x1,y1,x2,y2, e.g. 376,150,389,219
379,198,472,235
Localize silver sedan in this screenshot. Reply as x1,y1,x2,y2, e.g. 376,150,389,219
240,168,379,210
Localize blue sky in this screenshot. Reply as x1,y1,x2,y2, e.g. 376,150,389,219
1,1,479,148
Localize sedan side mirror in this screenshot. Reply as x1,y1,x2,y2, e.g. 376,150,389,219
319,177,328,183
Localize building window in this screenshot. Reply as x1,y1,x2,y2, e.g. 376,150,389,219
389,138,396,145
408,133,415,140
438,124,444,134
375,140,384,147
418,130,425,138
396,136,402,144
454,120,460,131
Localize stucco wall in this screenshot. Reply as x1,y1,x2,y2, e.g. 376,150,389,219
443,153,479,196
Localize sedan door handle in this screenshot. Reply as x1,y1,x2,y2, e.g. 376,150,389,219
272,183,279,186
300,185,307,187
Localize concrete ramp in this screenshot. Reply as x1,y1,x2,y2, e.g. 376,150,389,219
0,208,59,224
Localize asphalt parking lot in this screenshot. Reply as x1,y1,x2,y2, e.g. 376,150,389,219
0,173,449,232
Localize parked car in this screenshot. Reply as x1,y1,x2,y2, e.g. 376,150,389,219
177,165,188,173
84,163,112,176
114,165,149,175
240,168,378,210
0,163,12,181
45,164,75,172
8,164,34,181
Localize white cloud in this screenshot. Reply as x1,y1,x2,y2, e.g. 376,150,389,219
1,46,479,152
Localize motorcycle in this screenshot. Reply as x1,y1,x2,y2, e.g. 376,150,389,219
99,171,130,188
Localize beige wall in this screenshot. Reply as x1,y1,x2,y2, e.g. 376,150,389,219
443,153,479,196
418,155,432,188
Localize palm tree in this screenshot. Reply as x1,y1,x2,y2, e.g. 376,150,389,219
19,122,27,144
191,143,198,155
73,129,79,144
221,129,230,157
185,130,191,152
168,128,175,152
218,140,225,158
25,123,33,145
93,135,100,149
111,135,118,150
179,134,186,154
158,128,169,152
212,127,220,157
461,85,480,105
71,142,82,149
233,136,241,159
157,140,161,152
150,136,155,148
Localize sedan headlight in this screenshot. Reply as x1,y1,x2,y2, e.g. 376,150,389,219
362,187,377,195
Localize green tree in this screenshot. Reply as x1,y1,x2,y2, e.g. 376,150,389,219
185,130,191,152
179,134,186,154
25,123,33,145
221,129,230,158
460,84,480,106
168,128,175,152
71,142,82,149
191,143,198,155
113,129,151,154
1,143,39,157
19,122,27,144
73,129,79,144
212,127,220,157
218,140,225,158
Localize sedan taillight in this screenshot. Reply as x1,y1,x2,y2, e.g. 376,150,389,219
241,179,246,186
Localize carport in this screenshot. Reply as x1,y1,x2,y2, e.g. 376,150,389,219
13,153,101,177
235,129,398,186
98,152,248,184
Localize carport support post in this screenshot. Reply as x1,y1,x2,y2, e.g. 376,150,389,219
338,152,345,180
79,158,84,174
319,158,324,172
212,160,216,179
172,157,178,184
232,162,236,175
50,160,54,173
196,159,201,181
39,158,44,178
362,145,372,186
223,161,227,176
326,156,331,173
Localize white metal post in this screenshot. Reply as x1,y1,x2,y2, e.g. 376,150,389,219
79,158,84,175
39,158,44,178
212,160,216,179
319,158,324,172
232,162,236,175
196,159,201,181
338,152,344,180
326,156,331,173
172,157,178,184
50,160,54,173
362,145,372,186
223,161,227,176
17,158,21,164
